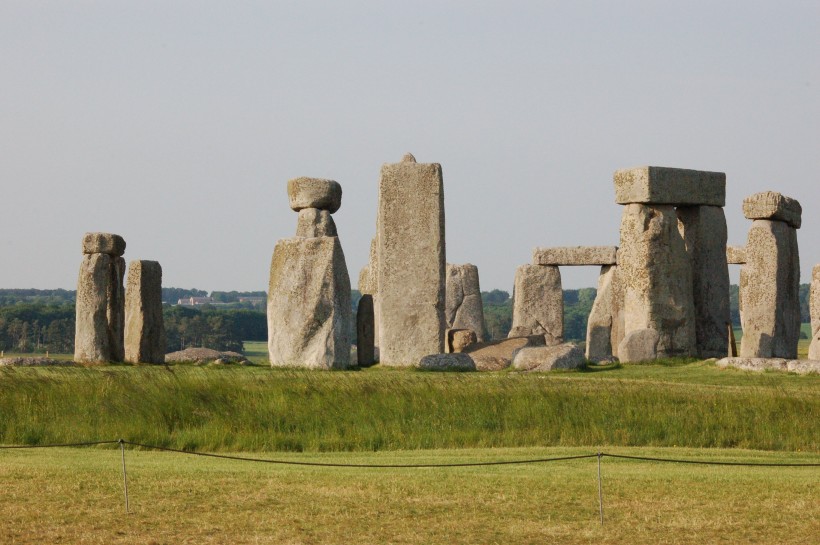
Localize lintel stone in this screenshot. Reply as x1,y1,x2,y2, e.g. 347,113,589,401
82,232,126,256
742,191,802,229
726,246,747,264
533,246,617,266
613,166,725,206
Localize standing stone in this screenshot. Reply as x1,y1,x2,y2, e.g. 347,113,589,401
445,263,487,342
107,256,126,362
809,265,820,360
677,205,730,358
267,237,352,369
124,260,166,364
357,294,375,366
585,265,616,362
609,262,626,359
739,220,800,358
377,154,445,366
618,204,696,359
509,264,563,346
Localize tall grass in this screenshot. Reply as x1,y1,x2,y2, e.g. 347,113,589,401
0,363,817,452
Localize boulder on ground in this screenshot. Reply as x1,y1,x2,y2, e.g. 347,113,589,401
164,348,249,365
462,335,545,371
417,353,476,371
617,328,660,362
82,232,126,256
287,177,342,213
512,343,585,371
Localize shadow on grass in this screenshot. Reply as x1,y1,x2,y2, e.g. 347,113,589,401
578,361,622,373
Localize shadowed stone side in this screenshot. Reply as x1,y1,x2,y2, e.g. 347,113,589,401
357,294,375,366
124,260,166,364
267,237,352,369
677,205,730,358
739,220,800,359
810,265,820,360
445,263,487,342
532,246,617,266
613,166,726,206
377,155,445,366
618,204,696,358
510,264,563,346
74,251,125,363
586,265,615,362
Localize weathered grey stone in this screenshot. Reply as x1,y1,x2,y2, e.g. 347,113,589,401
742,191,802,229
287,177,342,213
739,220,800,359
617,328,660,362
267,236,351,369
296,208,337,237
807,265,820,360
82,232,126,257
512,343,585,371
418,353,476,371
509,264,563,346
586,265,615,362
677,205,730,358
726,246,747,265
533,246,617,266
787,360,820,374
124,260,166,364
377,155,445,366
74,253,125,363
445,263,487,342
165,348,249,365
357,294,375,367
614,166,725,206
618,204,696,357
463,335,545,371
609,262,626,359
717,357,820,374
446,329,477,353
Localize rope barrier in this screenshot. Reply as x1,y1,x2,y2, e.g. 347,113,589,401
601,452,820,467
0,440,119,449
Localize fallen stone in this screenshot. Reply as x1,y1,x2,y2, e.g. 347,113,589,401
726,246,747,264
0,357,74,367
447,329,477,353
445,263,487,342
586,265,615,362
418,353,476,371
511,343,585,371
510,264,563,346
716,357,789,372
787,360,820,374
532,246,617,266
296,208,338,237
124,260,166,364
613,166,725,206
82,232,126,256
462,335,545,371
357,294,375,366
287,177,342,213
165,348,249,365
617,328,660,362
742,191,802,229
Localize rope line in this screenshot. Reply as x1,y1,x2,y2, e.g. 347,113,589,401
0,440,119,449
601,452,820,467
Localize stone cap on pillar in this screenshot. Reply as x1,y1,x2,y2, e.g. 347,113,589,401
287,177,342,213
82,232,126,256
532,246,617,266
742,191,802,229
613,166,726,206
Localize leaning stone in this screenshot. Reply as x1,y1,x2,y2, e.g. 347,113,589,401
677,205,730,358
445,264,487,342
287,177,342,213
418,353,476,371
726,246,747,264
267,237,352,369
509,264,563,346
124,260,166,364
618,204,696,357
377,155,445,366
296,208,337,237
808,265,820,360
739,220,800,359
613,166,725,206
74,253,125,364
512,343,585,371
617,329,660,363
463,335,545,371
716,357,788,372
357,294,375,367
742,191,802,229
82,232,126,256
586,265,616,362
447,329,477,353
532,246,617,266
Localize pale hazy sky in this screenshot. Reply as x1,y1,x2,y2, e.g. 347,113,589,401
1,1,818,292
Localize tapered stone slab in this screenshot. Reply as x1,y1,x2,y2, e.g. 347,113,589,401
509,264,563,346
739,220,800,359
533,246,617,266
377,155,445,366
808,265,820,360
287,177,342,213
74,253,125,363
445,263,487,342
585,265,615,362
726,246,747,264
124,260,166,364
614,166,725,206
296,208,337,237
742,191,802,229
678,205,730,358
267,237,352,369
357,294,375,367
82,232,126,257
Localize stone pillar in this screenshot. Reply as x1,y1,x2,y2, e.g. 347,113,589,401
74,233,126,364
509,264,563,345
677,205,730,358
445,263,487,342
124,260,166,364
586,265,616,362
809,265,820,360
268,178,352,369
358,236,380,355
357,294,375,366
739,193,801,358
377,153,446,366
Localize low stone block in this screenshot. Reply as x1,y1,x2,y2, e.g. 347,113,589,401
617,328,660,362
296,208,337,237
613,166,726,206
287,177,342,213
716,357,789,372
82,232,126,256
726,246,747,264
463,335,545,371
124,260,166,364
532,246,617,266
742,191,802,229
418,353,476,371
511,343,585,371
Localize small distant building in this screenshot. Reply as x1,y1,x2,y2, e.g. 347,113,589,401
176,296,215,306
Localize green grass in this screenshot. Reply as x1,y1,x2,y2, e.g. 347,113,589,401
1,359,817,453
1,446,818,544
